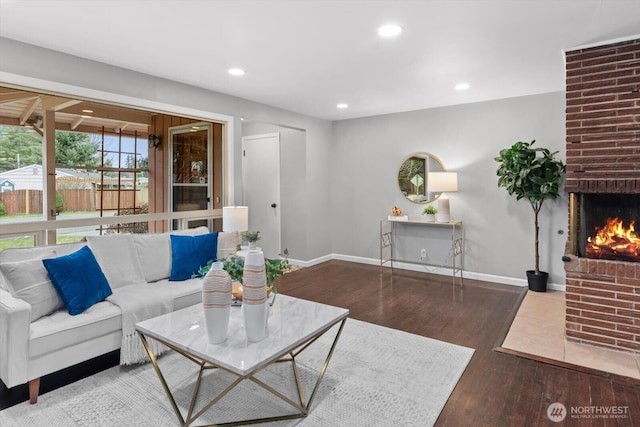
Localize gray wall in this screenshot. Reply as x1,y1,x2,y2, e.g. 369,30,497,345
331,92,568,287
0,37,332,260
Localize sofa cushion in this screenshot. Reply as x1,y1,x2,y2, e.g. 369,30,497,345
0,257,63,321
29,300,122,358
87,234,146,289
169,232,218,281
0,243,84,291
43,246,113,316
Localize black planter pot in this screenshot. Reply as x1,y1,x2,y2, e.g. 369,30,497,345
526,270,549,292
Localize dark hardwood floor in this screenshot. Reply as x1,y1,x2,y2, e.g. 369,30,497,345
2,260,639,426
277,261,639,427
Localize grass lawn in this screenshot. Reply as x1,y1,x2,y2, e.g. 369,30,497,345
0,234,85,251
0,211,95,251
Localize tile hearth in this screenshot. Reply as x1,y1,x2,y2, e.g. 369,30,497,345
501,290,640,379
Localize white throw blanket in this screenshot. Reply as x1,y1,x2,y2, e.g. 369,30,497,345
107,284,176,365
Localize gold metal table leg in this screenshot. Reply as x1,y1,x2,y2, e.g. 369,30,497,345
138,333,185,425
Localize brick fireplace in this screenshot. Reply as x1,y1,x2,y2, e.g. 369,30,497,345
563,38,640,354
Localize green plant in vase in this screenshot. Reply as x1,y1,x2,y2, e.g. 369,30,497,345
241,230,261,249
196,255,291,295
422,205,437,215
422,205,437,221
495,139,565,292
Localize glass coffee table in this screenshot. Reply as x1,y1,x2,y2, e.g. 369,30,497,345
136,294,349,426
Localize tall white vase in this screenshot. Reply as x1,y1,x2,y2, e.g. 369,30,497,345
242,250,268,342
202,261,232,344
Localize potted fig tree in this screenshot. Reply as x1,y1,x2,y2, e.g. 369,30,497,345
495,140,565,292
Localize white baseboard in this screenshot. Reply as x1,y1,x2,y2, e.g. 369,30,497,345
332,254,380,265
303,254,566,292
287,254,333,268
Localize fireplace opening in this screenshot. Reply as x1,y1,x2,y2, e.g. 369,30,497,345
578,194,640,262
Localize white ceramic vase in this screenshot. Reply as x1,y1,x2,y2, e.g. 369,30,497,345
202,261,232,344
242,250,268,342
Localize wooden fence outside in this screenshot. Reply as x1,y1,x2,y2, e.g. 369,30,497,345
0,188,148,215
0,189,43,215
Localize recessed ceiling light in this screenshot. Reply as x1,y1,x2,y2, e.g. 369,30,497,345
378,24,402,38
81,109,93,114
336,103,349,109
228,68,245,76
455,83,471,90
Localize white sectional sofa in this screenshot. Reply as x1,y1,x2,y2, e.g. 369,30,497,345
0,227,237,404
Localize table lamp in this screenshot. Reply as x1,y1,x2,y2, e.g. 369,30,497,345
427,172,458,223
222,206,249,248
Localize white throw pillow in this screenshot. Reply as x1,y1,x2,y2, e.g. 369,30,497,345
133,233,171,283
172,226,210,237
0,257,64,321
0,243,83,263
217,231,239,260
0,243,83,291
87,234,146,289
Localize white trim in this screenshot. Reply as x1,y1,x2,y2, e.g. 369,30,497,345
564,34,640,53
333,253,380,266
288,254,333,268
0,71,235,205
330,254,566,291
1,209,222,235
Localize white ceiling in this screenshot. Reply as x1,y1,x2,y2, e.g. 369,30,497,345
1,0,639,121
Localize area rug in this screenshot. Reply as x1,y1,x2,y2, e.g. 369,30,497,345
0,319,474,426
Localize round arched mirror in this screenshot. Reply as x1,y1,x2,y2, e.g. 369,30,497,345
397,152,445,203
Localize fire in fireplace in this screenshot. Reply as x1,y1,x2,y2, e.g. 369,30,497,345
586,217,640,262
578,194,640,263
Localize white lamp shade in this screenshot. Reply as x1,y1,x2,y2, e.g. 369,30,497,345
427,172,458,192
222,206,248,232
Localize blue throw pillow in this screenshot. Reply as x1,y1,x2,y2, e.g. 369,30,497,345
170,232,218,281
42,245,112,316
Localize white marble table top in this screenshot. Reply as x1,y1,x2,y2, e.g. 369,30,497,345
136,294,349,376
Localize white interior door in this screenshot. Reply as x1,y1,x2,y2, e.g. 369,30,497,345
242,133,281,259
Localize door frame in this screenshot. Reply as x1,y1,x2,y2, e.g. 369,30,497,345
168,122,213,230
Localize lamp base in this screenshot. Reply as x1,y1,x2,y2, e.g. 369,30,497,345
436,194,451,223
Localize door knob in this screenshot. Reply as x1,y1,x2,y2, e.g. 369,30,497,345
271,203,277,208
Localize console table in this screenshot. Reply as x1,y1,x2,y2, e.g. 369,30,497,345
380,218,464,286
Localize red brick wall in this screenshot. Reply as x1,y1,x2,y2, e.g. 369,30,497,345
565,38,640,194
564,38,640,354
565,258,640,352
